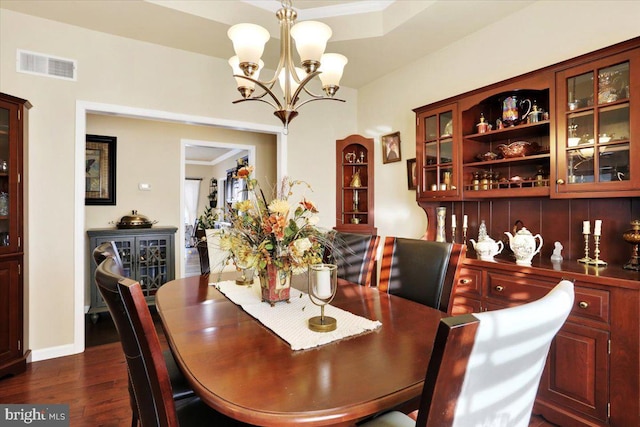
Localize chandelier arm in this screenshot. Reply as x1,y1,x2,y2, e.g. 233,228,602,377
232,97,280,111
293,96,346,110
289,71,321,105
233,74,284,110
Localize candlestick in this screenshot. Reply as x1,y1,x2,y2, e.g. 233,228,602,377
451,225,456,244
594,219,602,236
583,220,590,235
587,235,607,266
577,232,592,264
462,225,468,247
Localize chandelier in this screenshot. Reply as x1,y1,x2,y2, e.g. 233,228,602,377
227,0,348,131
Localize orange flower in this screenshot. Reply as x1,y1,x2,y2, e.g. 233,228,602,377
300,198,318,213
236,165,254,179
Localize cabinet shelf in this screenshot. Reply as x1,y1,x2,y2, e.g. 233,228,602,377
464,121,550,142
464,153,550,168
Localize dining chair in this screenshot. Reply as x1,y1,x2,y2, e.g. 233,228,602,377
95,256,252,426
360,279,575,427
92,240,124,274
205,229,236,274
326,231,380,287
92,246,195,425
378,237,465,313
195,237,210,275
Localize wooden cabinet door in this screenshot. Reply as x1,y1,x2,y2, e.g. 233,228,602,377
538,322,610,424
0,259,21,367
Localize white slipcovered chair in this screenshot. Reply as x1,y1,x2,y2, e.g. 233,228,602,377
361,279,574,427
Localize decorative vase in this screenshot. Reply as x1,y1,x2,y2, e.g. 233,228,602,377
623,220,640,271
258,264,291,306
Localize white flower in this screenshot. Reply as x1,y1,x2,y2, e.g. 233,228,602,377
292,237,312,256
307,215,320,225
268,199,290,215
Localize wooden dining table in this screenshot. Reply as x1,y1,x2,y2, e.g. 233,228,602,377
155,273,445,426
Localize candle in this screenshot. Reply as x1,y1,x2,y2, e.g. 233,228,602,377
315,267,332,299
594,219,602,236
452,214,457,228
583,220,590,235
463,215,468,228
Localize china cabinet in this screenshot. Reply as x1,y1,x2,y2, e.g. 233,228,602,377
415,37,640,427
335,135,376,234
87,227,177,322
554,49,640,197
0,93,29,378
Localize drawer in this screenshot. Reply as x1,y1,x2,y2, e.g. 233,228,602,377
571,285,609,324
486,273,610,324
455,267,482,297
486,273,552,303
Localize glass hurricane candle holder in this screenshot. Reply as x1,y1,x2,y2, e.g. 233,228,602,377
308,264,338,332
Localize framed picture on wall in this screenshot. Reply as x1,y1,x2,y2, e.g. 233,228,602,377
407,158,417,190
85,134,117,205
382,131,401,164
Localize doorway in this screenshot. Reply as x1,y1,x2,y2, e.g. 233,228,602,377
73,101,286,356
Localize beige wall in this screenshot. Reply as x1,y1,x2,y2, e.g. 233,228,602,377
357,0,640,239
0,9,356,358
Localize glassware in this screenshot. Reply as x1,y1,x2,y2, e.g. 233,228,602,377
0,192,8,216
308,264,338,332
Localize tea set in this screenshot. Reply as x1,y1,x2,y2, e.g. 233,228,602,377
470,219,543,266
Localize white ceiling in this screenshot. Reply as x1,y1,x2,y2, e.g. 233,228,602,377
2,0,535,162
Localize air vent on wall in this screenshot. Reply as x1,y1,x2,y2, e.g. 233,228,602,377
17,49,76,81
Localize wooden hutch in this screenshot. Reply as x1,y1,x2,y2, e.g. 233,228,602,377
413,38,640,427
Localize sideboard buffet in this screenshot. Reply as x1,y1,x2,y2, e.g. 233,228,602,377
414,38,640,427
87,227,177,323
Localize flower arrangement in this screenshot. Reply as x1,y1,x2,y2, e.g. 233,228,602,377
218,166,329,276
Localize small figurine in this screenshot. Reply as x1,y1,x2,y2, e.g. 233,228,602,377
551,241,563,262
496,118,504,130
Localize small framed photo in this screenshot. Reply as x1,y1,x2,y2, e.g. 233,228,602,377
85,134,117,205
406,158,417,190
382,131,401,164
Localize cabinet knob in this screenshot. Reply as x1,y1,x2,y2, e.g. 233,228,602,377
556,178,565,185
459,278,471,285
495,285,504,292
578,301,589,309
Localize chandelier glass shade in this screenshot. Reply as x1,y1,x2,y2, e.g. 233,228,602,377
227,0,348,131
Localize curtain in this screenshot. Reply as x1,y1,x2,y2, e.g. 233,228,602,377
184,179,201,227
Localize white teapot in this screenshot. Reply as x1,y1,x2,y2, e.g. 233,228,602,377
504,226,543,266
469,236,504,262
469,220,504,262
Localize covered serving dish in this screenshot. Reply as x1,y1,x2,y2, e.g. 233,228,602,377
114,210,157,229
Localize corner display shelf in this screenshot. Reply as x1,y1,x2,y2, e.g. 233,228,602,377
335,135,376,235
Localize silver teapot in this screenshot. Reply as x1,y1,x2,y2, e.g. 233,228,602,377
505,225,543,266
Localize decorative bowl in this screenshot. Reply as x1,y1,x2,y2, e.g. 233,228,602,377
477,152,498,162
495,141,540,158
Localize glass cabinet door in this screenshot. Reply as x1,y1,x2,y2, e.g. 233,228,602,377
0,99,19,253
556,50,639,195
417,103,459,199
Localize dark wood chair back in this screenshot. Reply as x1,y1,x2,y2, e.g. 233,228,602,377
326,231,380,287
95,256,178,427
378,237,465,313
195,238,210,275
92,240,124,275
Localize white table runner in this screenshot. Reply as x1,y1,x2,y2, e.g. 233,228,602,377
211,280,382,351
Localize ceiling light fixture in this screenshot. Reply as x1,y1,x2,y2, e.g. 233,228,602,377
228,0,348,132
